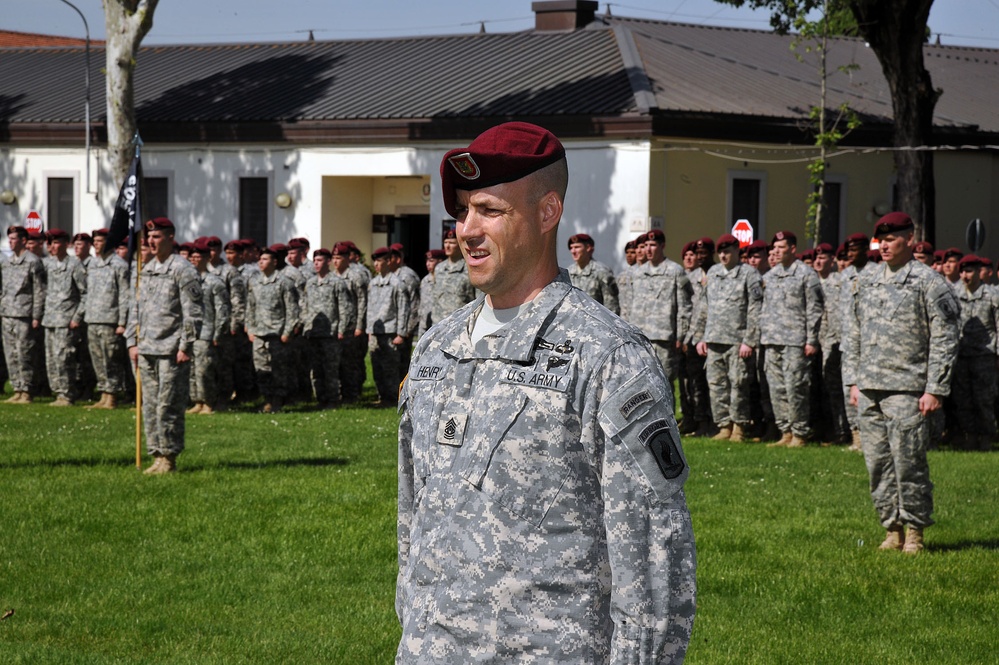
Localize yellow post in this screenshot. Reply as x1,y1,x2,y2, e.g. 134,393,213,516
134,247,143,470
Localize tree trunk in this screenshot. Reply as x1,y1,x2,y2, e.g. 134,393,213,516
848,0,938,242
103,0,158,187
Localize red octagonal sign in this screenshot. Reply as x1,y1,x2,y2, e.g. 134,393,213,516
732,219,754,247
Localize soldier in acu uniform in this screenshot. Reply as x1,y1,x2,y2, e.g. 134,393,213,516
417,248,444,337
367,247,410,406
397,122,695,664
187,240,230,415
567,232,620,314
246,247,299,414
431,229,476,326
2,225,46,404
303,248,355,408
844,212,959,554
41,229,88,406
84,228,131,409
208,236,246,411
336,242,370,402
126,218,204,475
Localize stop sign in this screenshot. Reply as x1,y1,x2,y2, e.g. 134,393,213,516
732,219,754,247
25,210,44,233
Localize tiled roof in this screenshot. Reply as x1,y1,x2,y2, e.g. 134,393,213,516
1,18,996,140
0,29,102,48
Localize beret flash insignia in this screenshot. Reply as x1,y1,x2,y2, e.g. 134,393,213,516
448,153,480,180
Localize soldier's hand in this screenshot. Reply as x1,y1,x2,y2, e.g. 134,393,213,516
280,335,290,343
695,341,708,357
393,335,405,346
354,329,364,337
31,319,40,329
804,344,818,357
128,346,139,366
918,393,942,416
849,385,859,407
177,349,191,364
739,343,753,359
248,333,255,343
115,326,125,335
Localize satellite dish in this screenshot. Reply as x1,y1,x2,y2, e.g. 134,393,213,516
967,218,986,252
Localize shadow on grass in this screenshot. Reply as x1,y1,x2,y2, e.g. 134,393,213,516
0,456,351,471
929,539,999,552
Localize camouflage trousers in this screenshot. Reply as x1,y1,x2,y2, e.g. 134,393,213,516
340,333,368,401
2,316,39,393
952,354,998,436
650,340,680,413
0,330,6,387
44,326,79,400
857,389,934,528
87,323,127,394
137,354,190,457
763,344,811,437
369,333,402,403
189,340,218,405
252,335,291,401
705,343,754,426
680,344,711,423
308,336,342,404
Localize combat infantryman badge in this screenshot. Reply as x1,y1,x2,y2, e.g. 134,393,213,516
448,153,480,180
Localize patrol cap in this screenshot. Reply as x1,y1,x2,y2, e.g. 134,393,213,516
313,248,332,259
92,228,110,238
695,236,715,252
746,239,768,255
6,225,29,238
567,233,594,248
371,246,391,260
443,228,457,240
72,232,92,243
872,212,914,238
913,241,934,255
845,232,869,246
959,254,984,270
942,246,964,261
441,121,566,218
815,242,835,255
332,242,351,256
771,230,796,245
48,229,70,241
145,217,175,232
716,233,739,251
206,236,223,248
426,248,446,260
288,237,309,250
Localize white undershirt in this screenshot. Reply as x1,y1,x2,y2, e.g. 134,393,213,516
470,298,531,346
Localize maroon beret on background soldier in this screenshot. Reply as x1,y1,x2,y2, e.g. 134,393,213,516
567,233,594,248
943,247,964,261
313,248,332,259
772,230,796,245
425,249,446,261
146,217,175,232
746,239,768,255
695,236,715,252
92,227,110,238
716,233,739,251
48,229,69,241
913,241,934,255
873,211,915,237
958,254,984,270
371,246,391,260
815,242,835,255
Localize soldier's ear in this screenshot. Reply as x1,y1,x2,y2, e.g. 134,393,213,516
538,191,562,235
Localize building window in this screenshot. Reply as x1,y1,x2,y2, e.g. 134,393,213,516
727,172,766,241
144,176,170,221
47,177,74,233
239,177,269,247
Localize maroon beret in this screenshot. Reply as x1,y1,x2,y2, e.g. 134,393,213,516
646,229,666,244
389,243,405,254
48,229,69,241
177,242,194,253
332,242,351,256
716,233,739,251
145,217,175,232
92,228,110,238
205,236,223,248
567,233,594,248
268,243,288,254
798,249,815,262
912,241,934,255
7,225,29,239
288,237,309,250
815,242,835,255
313,248,332,259
258,246,277,258
943,246,964,261
873,212,915,238
28,228,44,238
981,256,993,268
341,240,359,251
426,249,446,260
441,122,566,218
224,239,241,251
695,236,715,251
72,232,92,243
867,249,882,262
845,232,869,246
681,241,695,255
836,242,849,259
746,239,768,255
371,246,391,260
772,230,796,245
933,250,944,263
191,238,211,253
624,240,637,251
239,238,257,248
959,254,984,270
443,228,457,240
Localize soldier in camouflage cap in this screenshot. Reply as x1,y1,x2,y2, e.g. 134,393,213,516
398,122,695,663
844,212,959,554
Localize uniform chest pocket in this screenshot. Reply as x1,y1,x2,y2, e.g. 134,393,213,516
458,392,572,528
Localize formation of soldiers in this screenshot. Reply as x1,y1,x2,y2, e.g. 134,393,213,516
572,228,995,452
1,225,476,415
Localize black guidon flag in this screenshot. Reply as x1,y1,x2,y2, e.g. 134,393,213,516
106,152,143,263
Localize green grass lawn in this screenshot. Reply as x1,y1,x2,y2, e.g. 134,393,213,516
1,392,997,663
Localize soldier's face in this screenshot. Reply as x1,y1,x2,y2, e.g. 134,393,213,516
147,230,174,258
259,254,275,274
443,237,460,260
695,247,710,266
772,240,795,267
189,252,207,270
287,248,302,266
373,256,389,276
682,251,697,270
51,238,68,258
913,251,931,265
115,245,128,259
426,257,440,274
635,243,647,263
26,238,42,256
93,236,106,254
314,255,330,273
8,231,25,253
645,241,665,264
74,240,90,257
225,248,241,266
813,252,831,275
981,266,993,283
569,242,592,264
625,247,636,265
961,265,980,288
878,231,912,267
332,254,349,273
718,246,738,268
942,257,960,277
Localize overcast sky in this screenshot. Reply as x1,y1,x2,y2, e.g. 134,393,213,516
4,0,998,48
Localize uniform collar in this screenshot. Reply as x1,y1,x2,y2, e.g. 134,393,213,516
439,270,572,362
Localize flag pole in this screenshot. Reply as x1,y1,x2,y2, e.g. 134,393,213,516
131,132,144,469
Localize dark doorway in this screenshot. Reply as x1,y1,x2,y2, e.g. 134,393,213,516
386,214,430,277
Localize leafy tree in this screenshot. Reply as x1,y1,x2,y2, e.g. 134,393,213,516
716,0,938,241
103,0,160,186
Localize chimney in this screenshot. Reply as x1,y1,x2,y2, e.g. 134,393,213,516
531,1,599,32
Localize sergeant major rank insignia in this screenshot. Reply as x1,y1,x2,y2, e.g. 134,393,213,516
437,413,468,447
